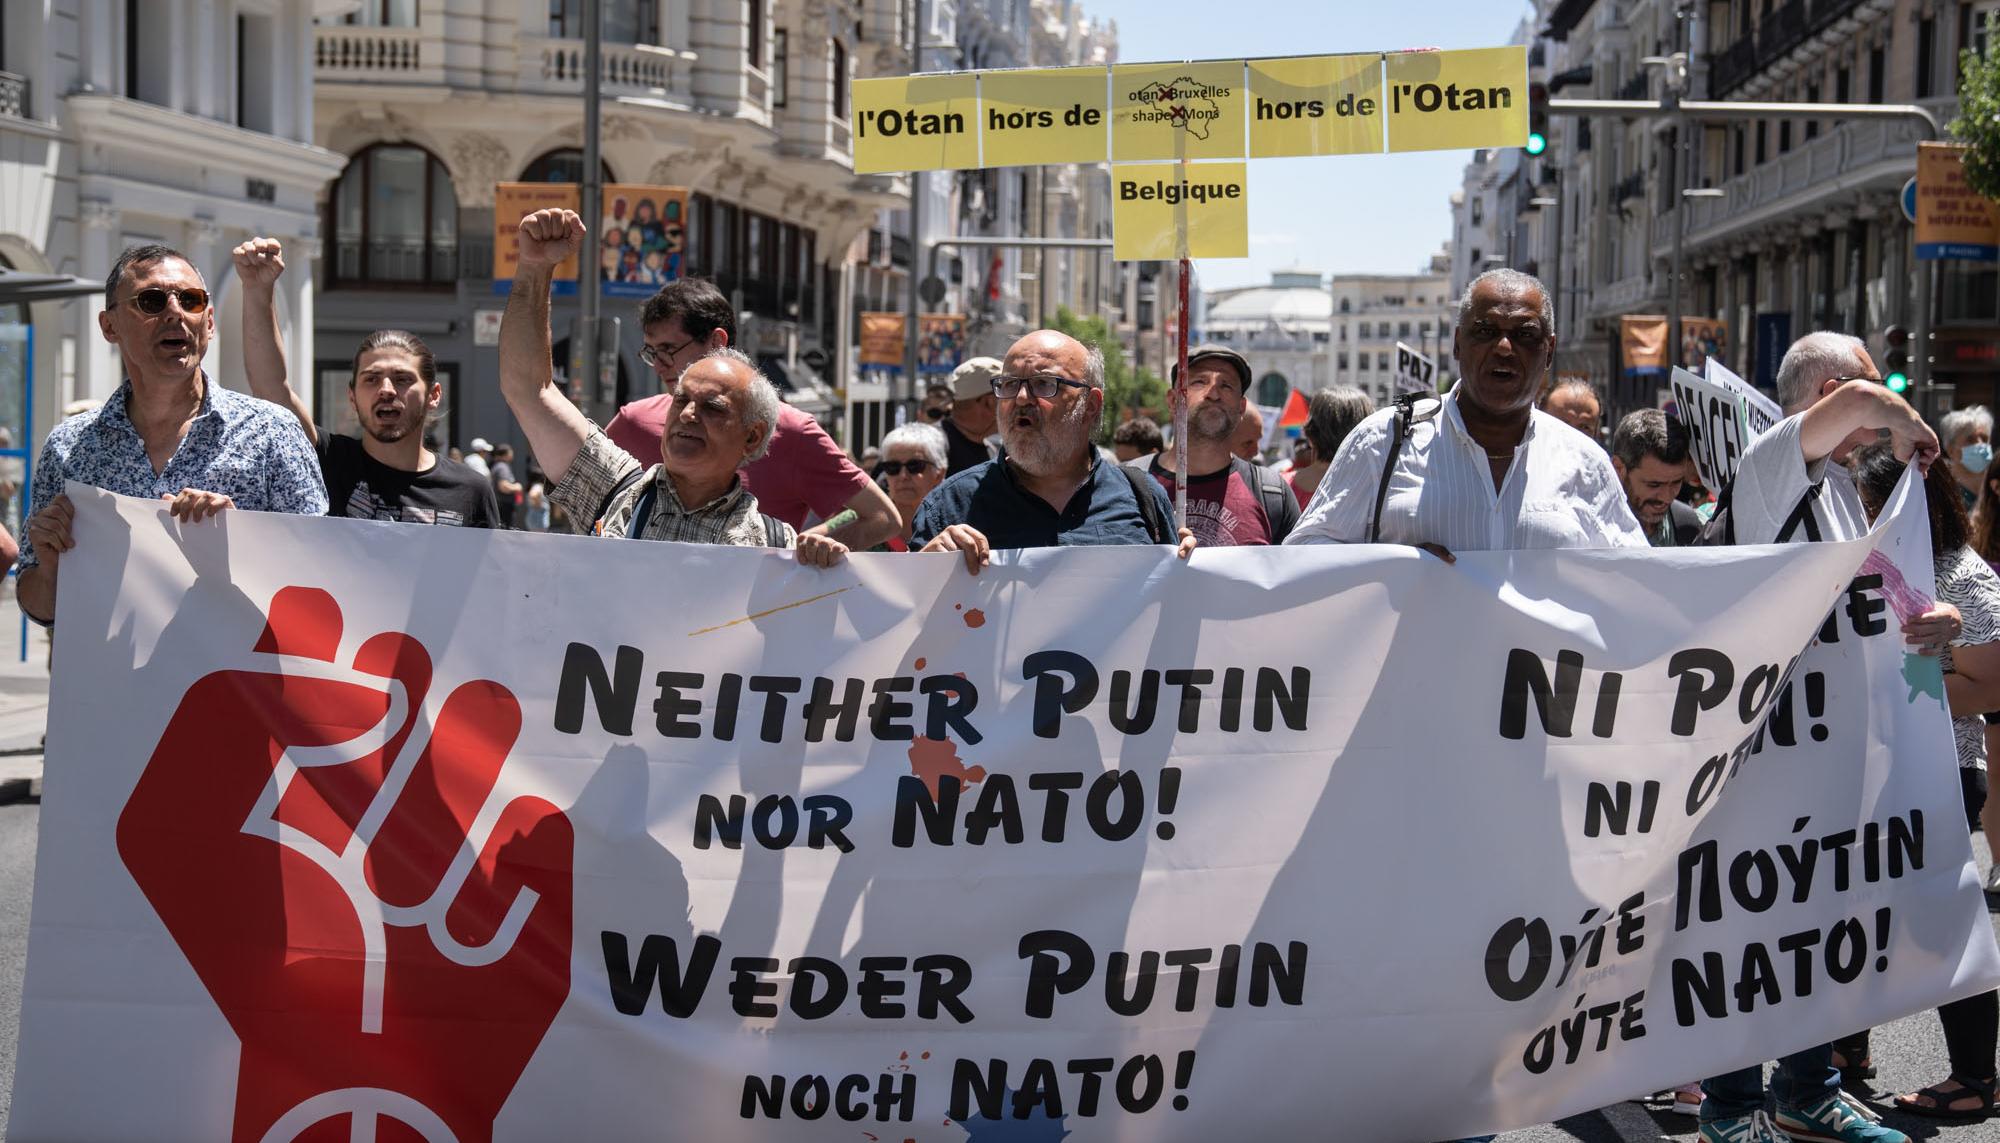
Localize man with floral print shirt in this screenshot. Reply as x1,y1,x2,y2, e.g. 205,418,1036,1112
18,244,326,625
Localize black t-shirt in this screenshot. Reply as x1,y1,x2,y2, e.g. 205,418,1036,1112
940,417,995,476
318,434,500,528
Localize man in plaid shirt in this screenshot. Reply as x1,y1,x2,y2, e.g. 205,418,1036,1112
498,208,844,567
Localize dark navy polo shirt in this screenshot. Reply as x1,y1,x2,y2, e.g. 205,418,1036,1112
908,455,1171,549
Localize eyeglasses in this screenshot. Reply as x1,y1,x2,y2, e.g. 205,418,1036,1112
992,373,1091,400
1465,321,1548,349
922,406,947,420
116,287,210,316
638,336,698,368
878,458,935,476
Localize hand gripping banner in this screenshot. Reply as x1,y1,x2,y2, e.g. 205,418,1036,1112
11,476,1999,1141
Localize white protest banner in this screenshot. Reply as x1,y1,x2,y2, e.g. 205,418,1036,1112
1706,356,1783,438
1394,340,1437,396
12,481,1998,1142
1669,365,1755,492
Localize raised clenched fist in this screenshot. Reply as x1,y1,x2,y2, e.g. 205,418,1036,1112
117,586,574,1143
515,208,586,270
231,237,285,290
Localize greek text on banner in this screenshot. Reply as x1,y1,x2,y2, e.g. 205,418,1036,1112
11,478,2000,1141
1111,162,1251,260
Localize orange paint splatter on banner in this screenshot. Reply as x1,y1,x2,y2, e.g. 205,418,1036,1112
963,608,986,629
908,736,986,798
914,657,927,670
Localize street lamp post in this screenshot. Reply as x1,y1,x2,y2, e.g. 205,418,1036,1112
1676,187,1726,367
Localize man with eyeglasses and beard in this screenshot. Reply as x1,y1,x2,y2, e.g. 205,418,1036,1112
604,276,899,549
229,238,498,529
910,329,1196,574
17,243,326,626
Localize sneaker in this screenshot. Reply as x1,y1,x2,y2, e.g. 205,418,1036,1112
1699,1109,1788,1143
1672,1083,1706,1116
1775,1092,1906,1143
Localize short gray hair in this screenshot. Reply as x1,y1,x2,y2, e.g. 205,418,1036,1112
1457,268,1555,339
1774,332,1867,411
881,421,948,469
1303,387,1374,458
1082,344,1106,389
695,346,782,463
1940,404,1994,448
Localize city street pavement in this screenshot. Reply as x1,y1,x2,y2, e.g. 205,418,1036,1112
0,653,1998,1140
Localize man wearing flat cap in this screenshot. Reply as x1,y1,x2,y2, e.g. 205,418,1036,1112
1147,343,1300,545
941,356,1003,475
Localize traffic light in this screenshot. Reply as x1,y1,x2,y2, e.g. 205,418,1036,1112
1883,326,1911,393
1525,82,1549,157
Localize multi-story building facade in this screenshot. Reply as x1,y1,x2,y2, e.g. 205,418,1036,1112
1329,263,1455,405
1,0,346,534
312,0,908,452
1500,0,1987,418
1205,270,1333,404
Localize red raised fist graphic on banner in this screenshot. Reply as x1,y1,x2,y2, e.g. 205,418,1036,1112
116,586,573,1143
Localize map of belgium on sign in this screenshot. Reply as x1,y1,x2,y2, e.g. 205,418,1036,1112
1111,61,1246,162
1133,78,1220,140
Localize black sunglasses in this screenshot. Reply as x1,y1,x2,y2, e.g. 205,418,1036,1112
878,458,935,476
117,287,210,316
922,406,947,420
992,373,1090,400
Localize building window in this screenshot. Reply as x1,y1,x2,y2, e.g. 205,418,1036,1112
1398,321,1412,338
1918,16,1937,98
1836,66,1850,104
1973,2,2000,57
125,0,171,105
337,0,418,24
832,39,848,118
1378,352,1389,371
1338,324,1347,341
773,29,789,108
1357,321,1370,339
1734,124,1746,176
1754,120,1767,164
1470,198,1483,226
331,144,459,287
1358,353,1370,371
748,0,765,68
1804,83,1819,139
237,13,276,133
1779,118,1790,153
1868,45,1886,102
548,1,657,41
1339,298,1351,313
521,148,614,183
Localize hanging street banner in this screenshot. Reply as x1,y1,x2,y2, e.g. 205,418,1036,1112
1916,142,2000,262
857,312,969,374
12,480,1997,1142
1246,53,1384,158
850,46,1526,259
1110,163,1250,260
493,182,691,298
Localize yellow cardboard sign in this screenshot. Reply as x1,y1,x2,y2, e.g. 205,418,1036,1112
980,67,1110,167
1110,162,1249,260
851,74,981,174
1110,62,1246,163
1383,46,1527,153
1247,55,1384,158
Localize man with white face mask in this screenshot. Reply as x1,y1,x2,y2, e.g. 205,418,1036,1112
1941,405,1993,513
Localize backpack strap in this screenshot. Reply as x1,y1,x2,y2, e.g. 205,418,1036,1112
1114,462,1171,543
1775,482,1824,544
1370,395,1422,543
594,466,647,536
622,479,658,540
761,513,788,547
1235,455,1300,543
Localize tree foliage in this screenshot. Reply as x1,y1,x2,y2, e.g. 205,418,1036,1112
1954,28,2000,199
1045,306,1170,442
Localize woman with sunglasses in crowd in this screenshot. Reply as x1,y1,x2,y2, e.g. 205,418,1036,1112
868,423,950,552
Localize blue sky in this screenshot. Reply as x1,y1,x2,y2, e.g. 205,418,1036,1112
1079,0,1536,290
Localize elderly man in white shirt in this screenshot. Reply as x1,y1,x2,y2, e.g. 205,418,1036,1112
1286,267,1643,555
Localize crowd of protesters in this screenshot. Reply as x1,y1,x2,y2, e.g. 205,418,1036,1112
22,208,2000,1143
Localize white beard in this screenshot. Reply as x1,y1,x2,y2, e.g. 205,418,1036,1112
1005,396,1096,476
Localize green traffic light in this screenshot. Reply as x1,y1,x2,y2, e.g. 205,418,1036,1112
1525,132,1548,156
1886,372,1910,393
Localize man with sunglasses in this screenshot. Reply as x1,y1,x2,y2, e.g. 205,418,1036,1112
1284,268,1642,555
603,277,898,550
909,329,1195,573
18,244,326,626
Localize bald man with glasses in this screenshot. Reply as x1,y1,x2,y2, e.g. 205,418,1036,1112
910,329,1195,573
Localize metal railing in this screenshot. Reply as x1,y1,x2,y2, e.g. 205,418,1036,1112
520,38,688,100
315,26,426,78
